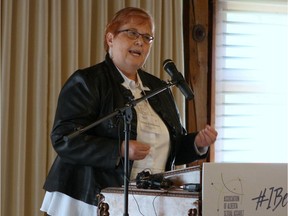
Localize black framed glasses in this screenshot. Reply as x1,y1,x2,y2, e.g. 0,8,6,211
117,29,154,44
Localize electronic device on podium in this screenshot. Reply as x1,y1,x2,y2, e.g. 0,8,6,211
202,163,288,216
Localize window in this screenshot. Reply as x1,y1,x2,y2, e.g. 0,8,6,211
214,0,288,163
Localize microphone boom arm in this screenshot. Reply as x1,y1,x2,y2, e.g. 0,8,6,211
63,80,176,142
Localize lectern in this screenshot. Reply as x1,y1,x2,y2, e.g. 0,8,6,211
98,166,202,216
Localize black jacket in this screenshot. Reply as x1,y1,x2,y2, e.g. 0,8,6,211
43,54,207,206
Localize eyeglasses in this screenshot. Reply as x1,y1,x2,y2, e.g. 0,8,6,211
117,29,154,44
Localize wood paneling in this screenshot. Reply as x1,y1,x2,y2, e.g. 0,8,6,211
183,0,215,163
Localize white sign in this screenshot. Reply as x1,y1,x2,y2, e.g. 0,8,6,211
202,163,288,216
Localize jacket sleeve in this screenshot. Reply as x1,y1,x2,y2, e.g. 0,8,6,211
163,86,209,165
50,70,121,169
174,132,209,165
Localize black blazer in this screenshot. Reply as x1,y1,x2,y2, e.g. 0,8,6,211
43,54,207,206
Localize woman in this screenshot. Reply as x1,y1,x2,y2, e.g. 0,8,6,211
41,7,217,216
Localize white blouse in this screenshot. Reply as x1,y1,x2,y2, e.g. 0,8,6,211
120,73,170,180
40,191,97,216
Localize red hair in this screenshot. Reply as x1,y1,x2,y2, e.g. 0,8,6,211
104,7,154,52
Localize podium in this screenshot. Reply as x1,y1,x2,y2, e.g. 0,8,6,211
97,163,288,216
99,166,202,216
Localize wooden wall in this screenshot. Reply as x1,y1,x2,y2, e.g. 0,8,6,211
183,0,215,163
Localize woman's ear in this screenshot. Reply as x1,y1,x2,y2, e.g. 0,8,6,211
106,32,114,47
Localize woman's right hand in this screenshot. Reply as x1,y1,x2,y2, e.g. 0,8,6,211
121,140,150,160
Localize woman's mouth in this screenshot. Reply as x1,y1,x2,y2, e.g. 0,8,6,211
129,49,142,56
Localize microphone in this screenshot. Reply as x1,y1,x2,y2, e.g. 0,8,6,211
163,59,194,100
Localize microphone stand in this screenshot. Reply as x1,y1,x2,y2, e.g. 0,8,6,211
63,80,177,216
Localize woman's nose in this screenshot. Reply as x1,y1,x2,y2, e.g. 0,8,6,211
134,36,144,46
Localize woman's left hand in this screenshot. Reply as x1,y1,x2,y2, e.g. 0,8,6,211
195,125,218,148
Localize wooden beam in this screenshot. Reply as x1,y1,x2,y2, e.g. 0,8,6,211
183,0,214,164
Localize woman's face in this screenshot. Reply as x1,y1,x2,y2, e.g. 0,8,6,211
106,19,154,80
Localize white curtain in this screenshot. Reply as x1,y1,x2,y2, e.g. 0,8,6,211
214,0,288,162
1,0,184,215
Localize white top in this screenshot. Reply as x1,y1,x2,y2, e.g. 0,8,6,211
40,191,97,216
119,72,170,180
